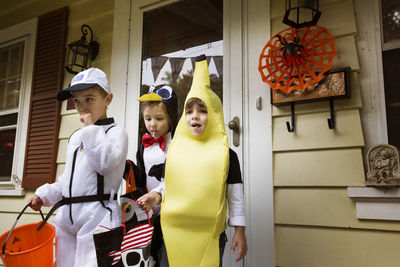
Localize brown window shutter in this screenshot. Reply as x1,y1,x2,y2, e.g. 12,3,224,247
22,7,68,189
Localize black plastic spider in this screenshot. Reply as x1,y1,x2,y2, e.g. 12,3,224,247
276,35,304,63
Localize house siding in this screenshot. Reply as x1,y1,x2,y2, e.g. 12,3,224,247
0,0,114,258
271,0,400,266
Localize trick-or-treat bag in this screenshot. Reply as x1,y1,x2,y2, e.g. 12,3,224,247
93,197,154,267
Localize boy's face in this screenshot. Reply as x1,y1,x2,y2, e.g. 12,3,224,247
71,86,112,125
185,103,208,137
143,103,170,139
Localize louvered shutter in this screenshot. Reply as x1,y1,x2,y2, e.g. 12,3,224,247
22,7,68,189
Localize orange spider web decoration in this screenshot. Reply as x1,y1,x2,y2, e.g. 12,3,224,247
258,25,336,94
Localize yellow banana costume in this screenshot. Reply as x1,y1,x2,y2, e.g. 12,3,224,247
161,55,229,267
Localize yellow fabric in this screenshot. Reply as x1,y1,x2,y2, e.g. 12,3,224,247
138,93,162,102
161,58,229,267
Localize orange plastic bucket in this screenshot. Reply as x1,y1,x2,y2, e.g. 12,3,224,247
0,205,55,267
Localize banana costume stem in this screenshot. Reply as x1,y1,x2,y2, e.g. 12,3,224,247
161,55,229,267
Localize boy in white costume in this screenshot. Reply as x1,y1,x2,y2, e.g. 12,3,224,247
29,68,128,267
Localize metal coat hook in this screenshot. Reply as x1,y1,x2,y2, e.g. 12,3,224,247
327,97,335,129
286,102,295,132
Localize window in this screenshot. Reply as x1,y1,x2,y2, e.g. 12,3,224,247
0,42,24,181
138,0,223,139
381,0,400,150
0,19,36,193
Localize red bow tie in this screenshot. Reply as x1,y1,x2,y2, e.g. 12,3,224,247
142,134,166,151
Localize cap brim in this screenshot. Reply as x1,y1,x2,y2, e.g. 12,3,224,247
56,83,98,101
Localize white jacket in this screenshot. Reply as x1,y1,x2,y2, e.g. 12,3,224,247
35,118,128,267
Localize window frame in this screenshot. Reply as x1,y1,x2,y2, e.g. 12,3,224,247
0,18,37,195
382,39,400,51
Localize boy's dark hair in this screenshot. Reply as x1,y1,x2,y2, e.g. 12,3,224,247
185,97,207,112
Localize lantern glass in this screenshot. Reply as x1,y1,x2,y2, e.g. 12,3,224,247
300,0,315,8
283,0,321,29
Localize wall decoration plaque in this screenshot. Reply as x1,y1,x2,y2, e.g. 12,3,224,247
366,144,400,186
271,67,350,106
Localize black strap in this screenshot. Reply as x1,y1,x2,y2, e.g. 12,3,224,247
68,143,81,224
37,193,118,231
97,173,113,215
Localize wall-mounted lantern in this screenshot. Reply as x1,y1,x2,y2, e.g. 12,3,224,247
282,0,321,29
64,24,99,74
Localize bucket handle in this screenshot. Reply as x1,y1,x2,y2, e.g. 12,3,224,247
121,200,152,235
1,204,45,256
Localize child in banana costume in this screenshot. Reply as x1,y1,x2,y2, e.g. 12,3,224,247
138,55,247,266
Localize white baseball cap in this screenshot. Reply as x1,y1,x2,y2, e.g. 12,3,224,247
57,68,111,101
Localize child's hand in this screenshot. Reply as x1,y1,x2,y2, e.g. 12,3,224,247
79,113,95,126
28,195,43,211
231,226,248,262
137,191,162,211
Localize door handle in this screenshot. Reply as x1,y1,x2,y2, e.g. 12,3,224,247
228,116,240,147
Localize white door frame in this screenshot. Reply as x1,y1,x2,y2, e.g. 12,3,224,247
223,0,244,265
241,0,274,266
109,0,274,266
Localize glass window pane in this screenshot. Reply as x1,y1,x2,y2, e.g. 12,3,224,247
0,63,6,80
0,113,18,127
140,0,223,138
6,78,21,109
382,48,400,149
0,129,16,181
381,0,400,43
0,41,24,112
9,46,23,76
0,81,5,110
0,50,7,79
0,51,8,64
